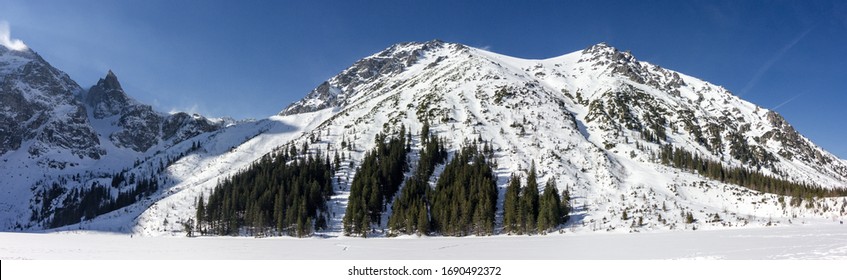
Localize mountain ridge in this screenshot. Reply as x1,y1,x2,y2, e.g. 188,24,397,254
2,40,845,235
0,44,226,230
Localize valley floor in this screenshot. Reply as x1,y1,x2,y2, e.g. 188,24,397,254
1,223,845,260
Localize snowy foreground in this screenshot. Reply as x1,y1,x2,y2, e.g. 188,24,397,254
1,223,845,260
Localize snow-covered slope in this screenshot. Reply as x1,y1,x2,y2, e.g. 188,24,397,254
5,40,846,235
0,44,225,230
70,40,845,237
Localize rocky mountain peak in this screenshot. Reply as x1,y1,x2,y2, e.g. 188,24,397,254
280,39,459,116
0,43,36,60
578,42,685,93
0,43,102,159
85,70,135,119
102,69,122,91
580,42,638,67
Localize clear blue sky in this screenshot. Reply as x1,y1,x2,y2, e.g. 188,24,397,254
1,0,845,158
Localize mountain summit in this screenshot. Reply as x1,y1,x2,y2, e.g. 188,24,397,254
284,40,846,185
85,70,137,119
3,40,845,235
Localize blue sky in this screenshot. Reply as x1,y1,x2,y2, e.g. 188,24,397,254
1,0,845,158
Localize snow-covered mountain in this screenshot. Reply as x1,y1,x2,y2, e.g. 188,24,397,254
0,43,225,230
83,70,223,153
3,40,846,235
0,44,102,160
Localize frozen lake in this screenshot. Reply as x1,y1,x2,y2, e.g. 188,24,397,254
1,223,845,260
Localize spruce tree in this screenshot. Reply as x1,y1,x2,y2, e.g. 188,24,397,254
503,174,521,234
560,188,570,224
537,180,562,234
196,194,205,235
520,162,539,234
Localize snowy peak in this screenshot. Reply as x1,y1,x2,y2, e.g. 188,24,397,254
0,42,102,159
580,42,625,60
78,69,226,153
85,70,137,119
279,39,464,115
575,42,686,92
0,43,38,75
277,40,847,189
102,70,123,91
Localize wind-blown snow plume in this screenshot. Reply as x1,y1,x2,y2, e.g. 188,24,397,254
0,21,28,51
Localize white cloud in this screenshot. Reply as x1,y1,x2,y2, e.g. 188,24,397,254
168,104,202,116
0,21,28,51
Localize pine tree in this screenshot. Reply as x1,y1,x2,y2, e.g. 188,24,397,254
520,162,539,234
537,180,562,234
196,194,206,235
560,188,570,224
416,201,428,236
503,174,521,234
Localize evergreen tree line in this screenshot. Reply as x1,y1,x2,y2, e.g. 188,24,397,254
343,127,410,236
198,144,333,237
503,163,570,235
657,144,847,198
387,123,448,236
429,142,499,236
47,175,159,228
41,140,205,228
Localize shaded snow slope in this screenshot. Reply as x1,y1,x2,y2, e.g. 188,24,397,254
0,48,224,230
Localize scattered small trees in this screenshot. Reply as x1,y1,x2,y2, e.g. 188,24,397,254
657,144,847,198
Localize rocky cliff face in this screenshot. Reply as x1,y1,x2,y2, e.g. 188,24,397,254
0,44,103,159
83,71,223,152
0,45,226,230
280,40,446,115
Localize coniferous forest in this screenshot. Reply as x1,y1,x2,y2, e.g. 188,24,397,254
37,142,201,229
343,127,410,236
198,144,333,237
657,144,847,198
44,175,160,228
387,123,447,236
179,127,842,239
502,163,570,235
429,142,499,236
